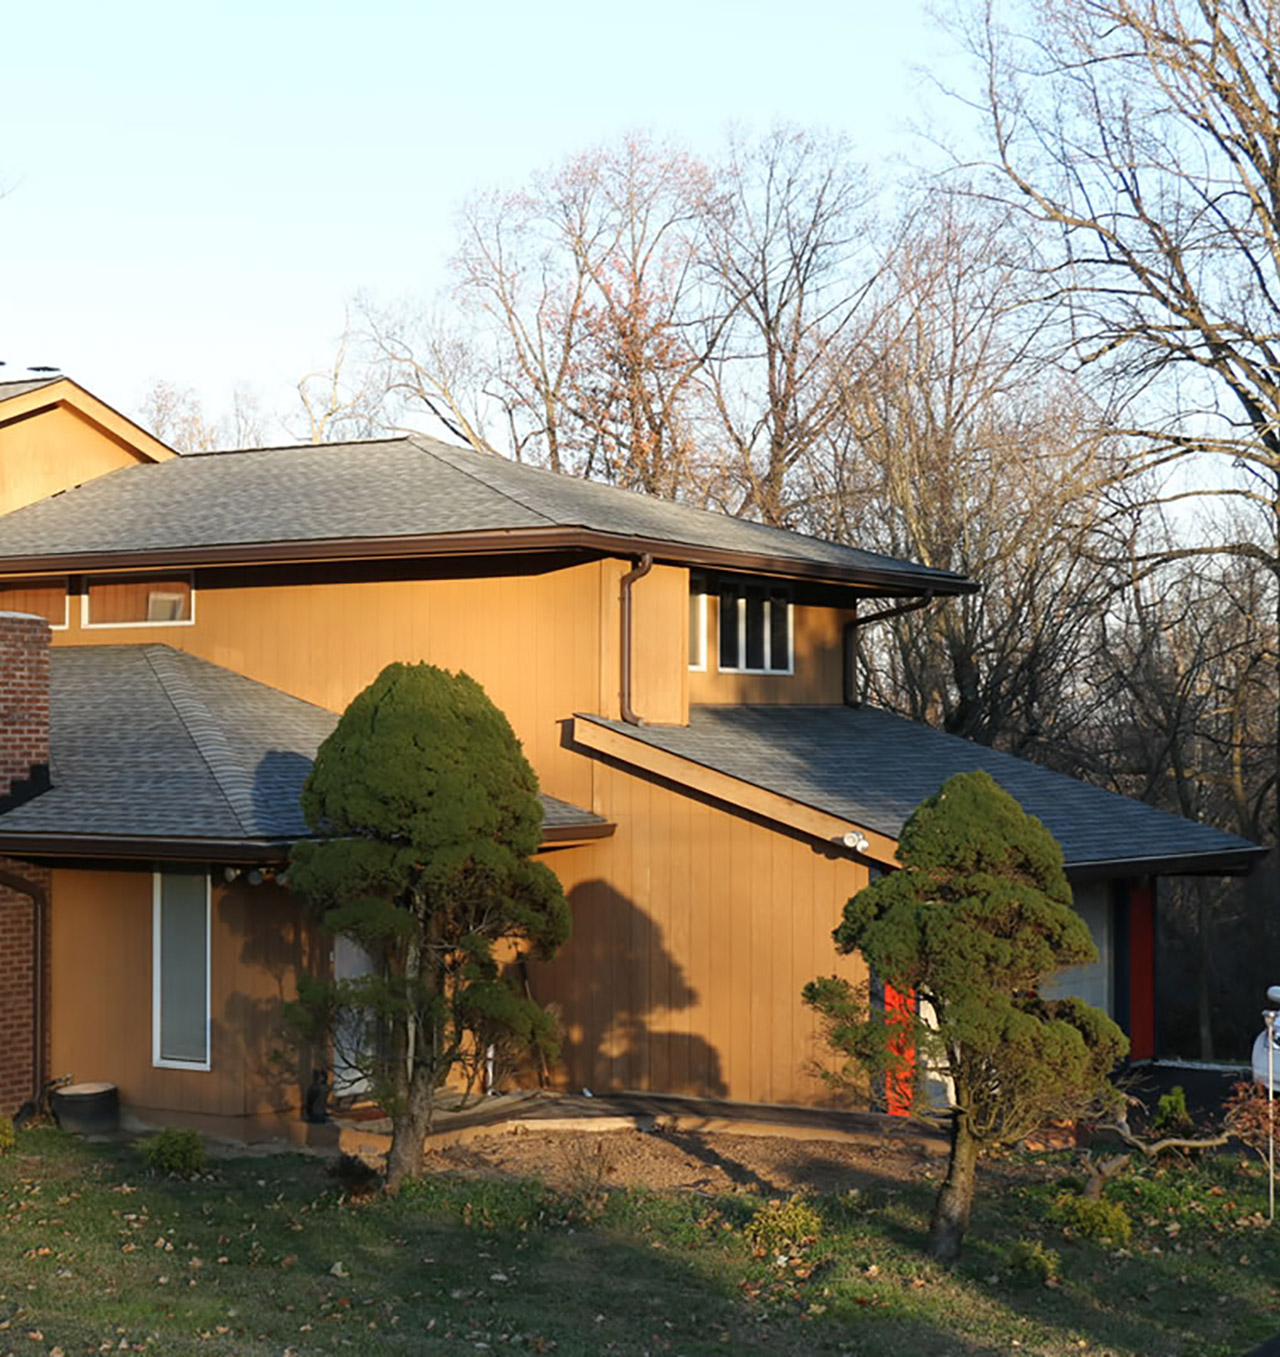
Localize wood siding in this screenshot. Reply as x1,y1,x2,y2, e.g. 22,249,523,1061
531,759,870,1107
689,600,856,706
49,869,322,1132
0,398,167,518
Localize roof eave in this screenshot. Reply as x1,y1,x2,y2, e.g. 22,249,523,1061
1064,845,1269,880
0,818,616,864
0,526,976,597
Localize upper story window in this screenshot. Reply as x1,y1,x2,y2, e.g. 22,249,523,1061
688,577,708,671
718,579,792,674
83,575,194,628
0,577,68,629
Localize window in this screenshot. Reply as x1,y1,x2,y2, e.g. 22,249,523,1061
84,575,193,627
153,870,211,1070
0,577,68,629
688,577,708,671
717,580,792,674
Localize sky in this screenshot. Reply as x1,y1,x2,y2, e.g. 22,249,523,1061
0,0,976,438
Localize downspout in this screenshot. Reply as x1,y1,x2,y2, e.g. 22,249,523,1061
843,591,936,706
620,553,653,725
0,865,49,1105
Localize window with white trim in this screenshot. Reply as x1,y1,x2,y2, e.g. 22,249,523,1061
84,575,194,628
688,576,708,671
153,869,211,1070
718,580,792,674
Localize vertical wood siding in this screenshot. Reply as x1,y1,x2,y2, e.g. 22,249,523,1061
49,870,322,1129
533,760,870,1107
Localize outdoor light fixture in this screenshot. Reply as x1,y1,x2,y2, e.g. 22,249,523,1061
840,831,869,854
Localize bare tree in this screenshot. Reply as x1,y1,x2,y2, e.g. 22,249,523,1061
808,192,1120,758
700,126,882,525
139,380,265,453
293,312,389,445
965,0,1280,841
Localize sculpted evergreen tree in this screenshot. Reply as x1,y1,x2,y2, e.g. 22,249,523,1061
288,663,571,1189
804,771,1126,1263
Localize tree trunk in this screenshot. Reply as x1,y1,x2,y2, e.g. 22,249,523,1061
385,1068,432,1193
928,1112,979,1264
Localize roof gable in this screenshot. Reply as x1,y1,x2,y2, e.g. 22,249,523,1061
0,377,175,519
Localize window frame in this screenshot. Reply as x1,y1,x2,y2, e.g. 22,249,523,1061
0,576,70,631
716,580,794,676
152,869,212,1072
687,583,708,672
82,573,197,630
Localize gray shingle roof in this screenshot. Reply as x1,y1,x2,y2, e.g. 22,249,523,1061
0,646,606,854
0,434,970,593
0,377,61,403
578,706,1264,875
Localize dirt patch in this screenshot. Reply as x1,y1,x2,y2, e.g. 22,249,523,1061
424,1125,954,1197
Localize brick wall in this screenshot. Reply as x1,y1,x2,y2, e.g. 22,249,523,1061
0,860,50,1115
0,612,51,807
0,615,53,1113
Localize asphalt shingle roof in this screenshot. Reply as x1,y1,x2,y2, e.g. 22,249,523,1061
0,646,605,852
0,434,970,592
579,706,1264,875
0,377,61,403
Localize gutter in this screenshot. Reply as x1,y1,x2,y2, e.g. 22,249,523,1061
0,528,977,597
0,818,617,864
843,592,937,705
0,864,49,1107
619,554,653,725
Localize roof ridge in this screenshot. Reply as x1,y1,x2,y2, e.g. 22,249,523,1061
409,437,562,527
185,435,417,459
142,646,257,836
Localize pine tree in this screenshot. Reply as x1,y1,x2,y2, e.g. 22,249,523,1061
805,770,1126,1262
289,663,570,1189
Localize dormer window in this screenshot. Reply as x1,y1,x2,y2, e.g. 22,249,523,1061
718,580,792,674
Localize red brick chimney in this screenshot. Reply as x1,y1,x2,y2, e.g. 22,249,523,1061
0,612,51,809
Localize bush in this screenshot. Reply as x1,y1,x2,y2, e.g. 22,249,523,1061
744,1196,823,1255
1153,1085,1192,1134
1050,1191,1132,1246
0,1116,13,1156
140,1127,208,1177
1006,1237,1060,1283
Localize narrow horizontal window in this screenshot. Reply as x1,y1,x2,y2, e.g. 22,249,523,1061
0,577,68,629
85,575,193,627
717,580,793,675
153,870,210,1070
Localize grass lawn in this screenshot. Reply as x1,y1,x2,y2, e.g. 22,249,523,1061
0,1127,1277,1356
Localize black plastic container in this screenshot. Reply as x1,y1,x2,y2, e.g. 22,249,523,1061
51,1081,119,1135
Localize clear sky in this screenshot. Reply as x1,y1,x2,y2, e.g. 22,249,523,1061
0,0,973,434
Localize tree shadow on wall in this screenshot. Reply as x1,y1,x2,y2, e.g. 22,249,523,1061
537,879,726,1098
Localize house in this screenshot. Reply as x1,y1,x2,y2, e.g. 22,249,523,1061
0,376,1264,1136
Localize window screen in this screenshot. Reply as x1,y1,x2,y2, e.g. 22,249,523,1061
155,871,209,1067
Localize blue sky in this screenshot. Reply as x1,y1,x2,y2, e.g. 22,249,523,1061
0,0,974,433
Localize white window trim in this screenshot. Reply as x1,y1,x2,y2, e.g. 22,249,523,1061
0,578,71,631
152,870,212,1072
717,585,795,676
82,574,197,630
688,590,708,672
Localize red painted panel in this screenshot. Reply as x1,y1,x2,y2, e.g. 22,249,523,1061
1128,883,1156,1060
883,983,916,1116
